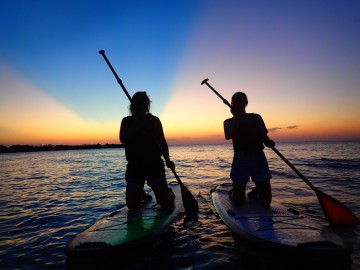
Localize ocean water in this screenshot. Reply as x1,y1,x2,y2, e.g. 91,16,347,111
0,142,359,269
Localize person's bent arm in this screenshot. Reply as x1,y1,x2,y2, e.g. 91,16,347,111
153,117,175,170
256,114,275,148
263,135,275,148
224,118,233,140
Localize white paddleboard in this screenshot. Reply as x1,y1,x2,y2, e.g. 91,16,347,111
211,183,351,256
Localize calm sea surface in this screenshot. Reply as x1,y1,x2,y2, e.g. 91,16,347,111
0,142,359,269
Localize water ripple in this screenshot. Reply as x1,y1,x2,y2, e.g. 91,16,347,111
0,144,359,269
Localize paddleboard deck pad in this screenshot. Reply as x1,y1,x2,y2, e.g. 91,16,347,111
211,183,351,256
66,182,183,256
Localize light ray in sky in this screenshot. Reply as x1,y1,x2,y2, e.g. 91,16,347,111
0,63,118,145
0,1,359,145
160,1,360,144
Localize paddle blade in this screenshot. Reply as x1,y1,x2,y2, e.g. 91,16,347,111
316,190,358,226
180,182,199,217
170,168,198,218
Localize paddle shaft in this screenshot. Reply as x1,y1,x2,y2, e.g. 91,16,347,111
99,50,132,101
202,78,318,192
99,50,198,215
201,78,231,107
201,78,359,225
271,148,316,190
99,50,173,163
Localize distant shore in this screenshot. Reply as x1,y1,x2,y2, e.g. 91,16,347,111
0,144,124,154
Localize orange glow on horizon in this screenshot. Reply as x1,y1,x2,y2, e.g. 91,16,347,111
0,66,120,146
2,119,359,146
1,64,359,146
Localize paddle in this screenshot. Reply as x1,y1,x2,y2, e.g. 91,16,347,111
201,78,358,226
98,50,199,217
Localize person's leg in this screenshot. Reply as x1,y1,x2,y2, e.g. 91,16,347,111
254,180,272,207
231,181,247,204
148,177,174,210
126,179,145,210
230,152,249,204
141,190,152,203
251,151,272,207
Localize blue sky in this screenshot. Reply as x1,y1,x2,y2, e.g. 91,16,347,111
0,0,200,121
1,0,360,145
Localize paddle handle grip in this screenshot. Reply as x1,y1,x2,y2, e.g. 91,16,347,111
201,78,231,108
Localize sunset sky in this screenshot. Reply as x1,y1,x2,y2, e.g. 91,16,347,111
1,0,359,146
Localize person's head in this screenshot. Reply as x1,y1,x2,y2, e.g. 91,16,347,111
231,92,248,107
130,91,151,116
231,92,248,115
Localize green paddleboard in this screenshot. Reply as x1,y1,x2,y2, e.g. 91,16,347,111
66,182,183,255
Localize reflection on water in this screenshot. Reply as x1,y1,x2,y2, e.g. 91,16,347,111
0,142,359,269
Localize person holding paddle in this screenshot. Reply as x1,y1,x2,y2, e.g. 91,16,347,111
120,91,175,211
224,92,275,207
203,78,357,224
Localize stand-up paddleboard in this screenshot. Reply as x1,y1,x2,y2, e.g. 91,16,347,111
67,182,183,256
211,183,351,256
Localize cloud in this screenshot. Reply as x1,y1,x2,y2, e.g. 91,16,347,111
268,127,282,132
268,126,299,132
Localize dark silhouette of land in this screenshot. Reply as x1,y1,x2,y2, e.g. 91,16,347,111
0,144,124,153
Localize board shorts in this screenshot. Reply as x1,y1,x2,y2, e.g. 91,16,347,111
125,158,167,191
125,158,165,181
125,159,173,209
230,150,272,183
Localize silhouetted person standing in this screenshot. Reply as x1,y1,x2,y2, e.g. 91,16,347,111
224,92,274,207
120,91,175,211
